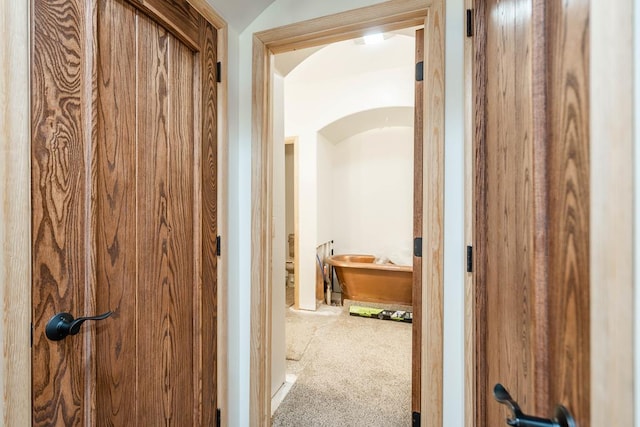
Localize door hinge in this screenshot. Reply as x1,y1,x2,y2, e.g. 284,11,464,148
30,323,33,347
466,245,473,273
216,235,221,257
216,408,221,427
412,411,421,427
216,61,222,83
466,9,474,37
415,61,424,82
414,237,423,258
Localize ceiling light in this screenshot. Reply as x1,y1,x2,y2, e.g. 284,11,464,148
363,33,385,45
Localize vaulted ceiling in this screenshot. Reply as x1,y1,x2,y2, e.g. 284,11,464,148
206,0,276,31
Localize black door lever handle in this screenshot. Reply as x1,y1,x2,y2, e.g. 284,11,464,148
45,311,113,341
493,383,576,427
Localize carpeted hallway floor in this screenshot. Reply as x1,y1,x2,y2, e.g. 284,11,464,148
272,302,412,426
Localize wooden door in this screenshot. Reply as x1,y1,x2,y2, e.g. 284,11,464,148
473,0,590,426
412,27,424,425
31,0,218,425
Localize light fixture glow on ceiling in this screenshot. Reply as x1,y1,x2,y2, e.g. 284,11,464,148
363,33,385,45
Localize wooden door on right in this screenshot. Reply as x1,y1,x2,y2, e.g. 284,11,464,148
473,0,590,426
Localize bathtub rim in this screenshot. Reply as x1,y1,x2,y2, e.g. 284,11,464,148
325,254,413,273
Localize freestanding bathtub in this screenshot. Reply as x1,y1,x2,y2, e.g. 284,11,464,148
326,254,413,306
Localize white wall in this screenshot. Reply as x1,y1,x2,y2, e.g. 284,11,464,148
331,127,414,264
284,36,414,309
285,41,415,135
221,0,465,425
295,131,320,309
634,0,639,424
271,73,286,398
317,133,334,246
443,0,465,425
222,24,247,426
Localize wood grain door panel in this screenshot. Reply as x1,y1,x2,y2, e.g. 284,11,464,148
31,0,92,423
94,1,138,424
545,1,590,422
474,0,589,425
482,2,538,423
32,0,217,424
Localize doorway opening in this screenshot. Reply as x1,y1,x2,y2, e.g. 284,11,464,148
249,2,445,426
270,32,417,424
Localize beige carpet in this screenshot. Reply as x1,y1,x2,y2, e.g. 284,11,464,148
285,305,341,361
273,304,412,426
